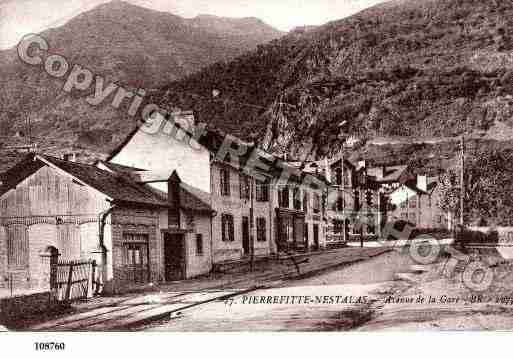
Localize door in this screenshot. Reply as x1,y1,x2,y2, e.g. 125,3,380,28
242,217,250,256
313,224,320,251
304,223,309,250
294,217,305,250
164,233,186,281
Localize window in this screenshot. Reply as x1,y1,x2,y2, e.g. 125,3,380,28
256,218,267,242
279,186,290,208
333,220,344,234
256,180,269,202
367,214,376,234
335,167,343,186
221,214,235,242
122,234,149,267
365,191,373,206
400,201,407,209
336,196,344,212
313,193,321,214
409,212,417,224
239,174,250,200
6,225,29,268
344,171,351,188
220,168,230,196
303,191,309,213
293,188,301,210
196,234,204,256
280,217,294,243
353,191,360,212
409,198,417,209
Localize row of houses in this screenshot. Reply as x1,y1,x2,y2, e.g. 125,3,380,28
0,111,451,293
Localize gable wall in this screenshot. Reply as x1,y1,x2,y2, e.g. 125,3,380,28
0,165,110,291
109,117,211,193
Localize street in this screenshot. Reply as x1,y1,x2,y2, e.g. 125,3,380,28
142,245,513,331
22,244,513,332
21,247,394,331
142,250,415,331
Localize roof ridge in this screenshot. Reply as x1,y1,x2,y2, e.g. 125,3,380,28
179,182,212,209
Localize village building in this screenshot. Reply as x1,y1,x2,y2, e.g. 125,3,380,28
105,111,329,262
273,162,327,252
388,175,449,229
0,154,215,294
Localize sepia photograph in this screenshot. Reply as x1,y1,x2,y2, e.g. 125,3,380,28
1,0,513,350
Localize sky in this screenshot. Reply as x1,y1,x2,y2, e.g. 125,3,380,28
0,0,385,50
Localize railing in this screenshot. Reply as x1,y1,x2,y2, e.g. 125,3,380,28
51,259,96,302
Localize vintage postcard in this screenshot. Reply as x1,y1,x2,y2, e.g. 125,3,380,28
1,0,513,348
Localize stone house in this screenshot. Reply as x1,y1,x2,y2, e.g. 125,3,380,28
0,154,214,294
388,175,449,229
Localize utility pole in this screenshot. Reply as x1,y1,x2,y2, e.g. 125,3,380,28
460,135,465,229
26,117,32,150
250,178,255,271
341,152,347,245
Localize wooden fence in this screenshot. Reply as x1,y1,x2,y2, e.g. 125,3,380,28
51,259,96,302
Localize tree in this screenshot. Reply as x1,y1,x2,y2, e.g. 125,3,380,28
438,169,460,230
438,146,513,227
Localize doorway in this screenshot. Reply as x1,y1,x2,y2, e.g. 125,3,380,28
313,224,320,251
164,233,186,281
242,216,250,256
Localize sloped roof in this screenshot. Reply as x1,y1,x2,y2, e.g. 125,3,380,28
97,161,147,174
403,177,438,195
146,179,214,214
0,154,167,207
0,153,42,195
41,155,169,207
180,182,212,211
367,165,409,183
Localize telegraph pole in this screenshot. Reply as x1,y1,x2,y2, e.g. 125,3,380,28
250,178,255,271
460,135,465,229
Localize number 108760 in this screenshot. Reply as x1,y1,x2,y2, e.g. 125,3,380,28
34,342,65,351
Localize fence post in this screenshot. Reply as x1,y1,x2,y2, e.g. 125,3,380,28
89,260,96,298
65,263,74,302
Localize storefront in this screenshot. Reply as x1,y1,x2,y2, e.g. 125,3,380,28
276,208,306,251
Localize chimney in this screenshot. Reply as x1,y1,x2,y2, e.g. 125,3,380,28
417,175,428,192
171,110,195,132
375,165,386,180
62,153,77,162
168,171,182,228
324,158,331,183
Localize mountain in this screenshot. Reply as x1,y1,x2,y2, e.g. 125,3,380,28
4,0,513,174
0,1,283,172
148,0,513,159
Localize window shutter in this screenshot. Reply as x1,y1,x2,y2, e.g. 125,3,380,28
230,216,235,242
221,215,226,241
